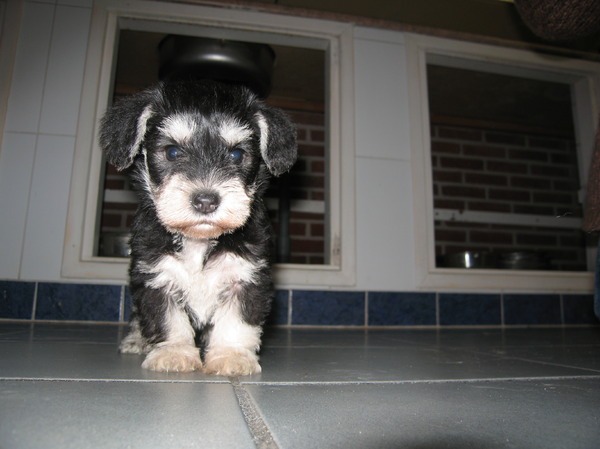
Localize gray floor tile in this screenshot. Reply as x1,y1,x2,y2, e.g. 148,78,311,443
246,379,600,449
248,344,596,383
0,380,254,449
0,340,225,382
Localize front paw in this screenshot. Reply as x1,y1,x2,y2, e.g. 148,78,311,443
203,348,261,376
142,344,202,373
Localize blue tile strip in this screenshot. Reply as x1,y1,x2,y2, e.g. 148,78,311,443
0,280,598,327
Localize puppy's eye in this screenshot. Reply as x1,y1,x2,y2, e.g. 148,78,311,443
165,146,182,161
229,148,245,164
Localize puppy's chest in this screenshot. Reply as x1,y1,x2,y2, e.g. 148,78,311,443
149,240,258,308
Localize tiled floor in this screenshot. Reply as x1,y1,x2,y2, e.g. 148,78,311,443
0,322,599,448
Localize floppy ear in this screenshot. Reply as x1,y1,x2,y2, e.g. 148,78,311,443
99,86,162,171
255,106,298,176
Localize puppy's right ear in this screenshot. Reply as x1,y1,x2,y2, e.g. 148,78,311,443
99,86,162,171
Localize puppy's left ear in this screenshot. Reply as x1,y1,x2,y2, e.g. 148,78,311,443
255,107,298,176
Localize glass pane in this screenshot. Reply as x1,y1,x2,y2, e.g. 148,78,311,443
427,64,595,271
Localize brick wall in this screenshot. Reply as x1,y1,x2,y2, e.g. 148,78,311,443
431,121,587,271
99,108,327,264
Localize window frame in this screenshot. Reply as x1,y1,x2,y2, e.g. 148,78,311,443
62,0,356,287
406,33,600,293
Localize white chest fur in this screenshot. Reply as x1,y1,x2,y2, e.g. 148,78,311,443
142,239,263,325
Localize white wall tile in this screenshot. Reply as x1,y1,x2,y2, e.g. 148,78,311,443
39,5,92,136
4,1,54,134
20,134,75,280
355,157,416,290
0,132,37,278
354,37,411,161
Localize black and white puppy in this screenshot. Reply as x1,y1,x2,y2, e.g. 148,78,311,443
100,81,297,376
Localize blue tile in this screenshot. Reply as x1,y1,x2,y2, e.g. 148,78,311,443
439,293,501,326
0,281,36,319
368,292,436,326
503,294,561,325
36,283,121,321
562,295,598,325
291,290,365,326
267,290,289,326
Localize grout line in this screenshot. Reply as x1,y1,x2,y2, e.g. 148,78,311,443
287,290,293,326
364,291,369,327
230,377,280,449
3,374,599,386
30,282,38,321
239,374,600,387
435,292,440,327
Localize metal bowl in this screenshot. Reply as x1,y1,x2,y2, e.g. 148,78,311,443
439,251,498,269
158,35,276,98
99,232,131,258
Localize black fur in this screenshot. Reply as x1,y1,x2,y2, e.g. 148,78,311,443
100,81,296,375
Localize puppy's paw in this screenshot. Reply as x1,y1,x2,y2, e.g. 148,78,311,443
142,344,202,372
203,347,261,377
119,322,147,354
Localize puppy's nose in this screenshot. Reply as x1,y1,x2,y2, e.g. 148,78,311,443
192,191,220,214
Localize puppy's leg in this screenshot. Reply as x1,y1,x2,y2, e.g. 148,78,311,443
203,301,262,377
142,304,202,373
119,318,146,354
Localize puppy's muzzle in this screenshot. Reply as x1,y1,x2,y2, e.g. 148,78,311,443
192,190,220,215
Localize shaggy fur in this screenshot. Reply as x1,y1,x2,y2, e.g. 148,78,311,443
100,81,297,375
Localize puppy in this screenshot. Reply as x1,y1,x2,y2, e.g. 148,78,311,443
100,81,297,375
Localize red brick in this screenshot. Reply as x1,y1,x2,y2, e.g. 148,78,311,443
101,214,122,228
290,222,307,236
433,170,462,183
437,127,483,141
464,173,508,186
530,165,570,177
486,160,528,174
103,202,137,211
508,149,548,162
463,144,506,159
291,174,324,188
310,223,325,237
489,189,531,202
510,177,551,189
105,179,126,190
513,204,555,215
470,231,513,245
515,233,557,246
532,192,575,204
434,199,465,209
485,132,526,146
291,212,325,220
435,229,467,242
298,144,325,157
528,137,568,150
295,128,308,141
285,110,325,126
442,185,486,199
310,129,325,142
467,202,511,213
311,191,325,201
431,141,461,154
311,160,325,173
440,157,484,170
291,239,324,253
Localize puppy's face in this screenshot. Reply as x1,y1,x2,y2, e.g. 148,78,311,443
100,81,297,240
145,112,263,239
